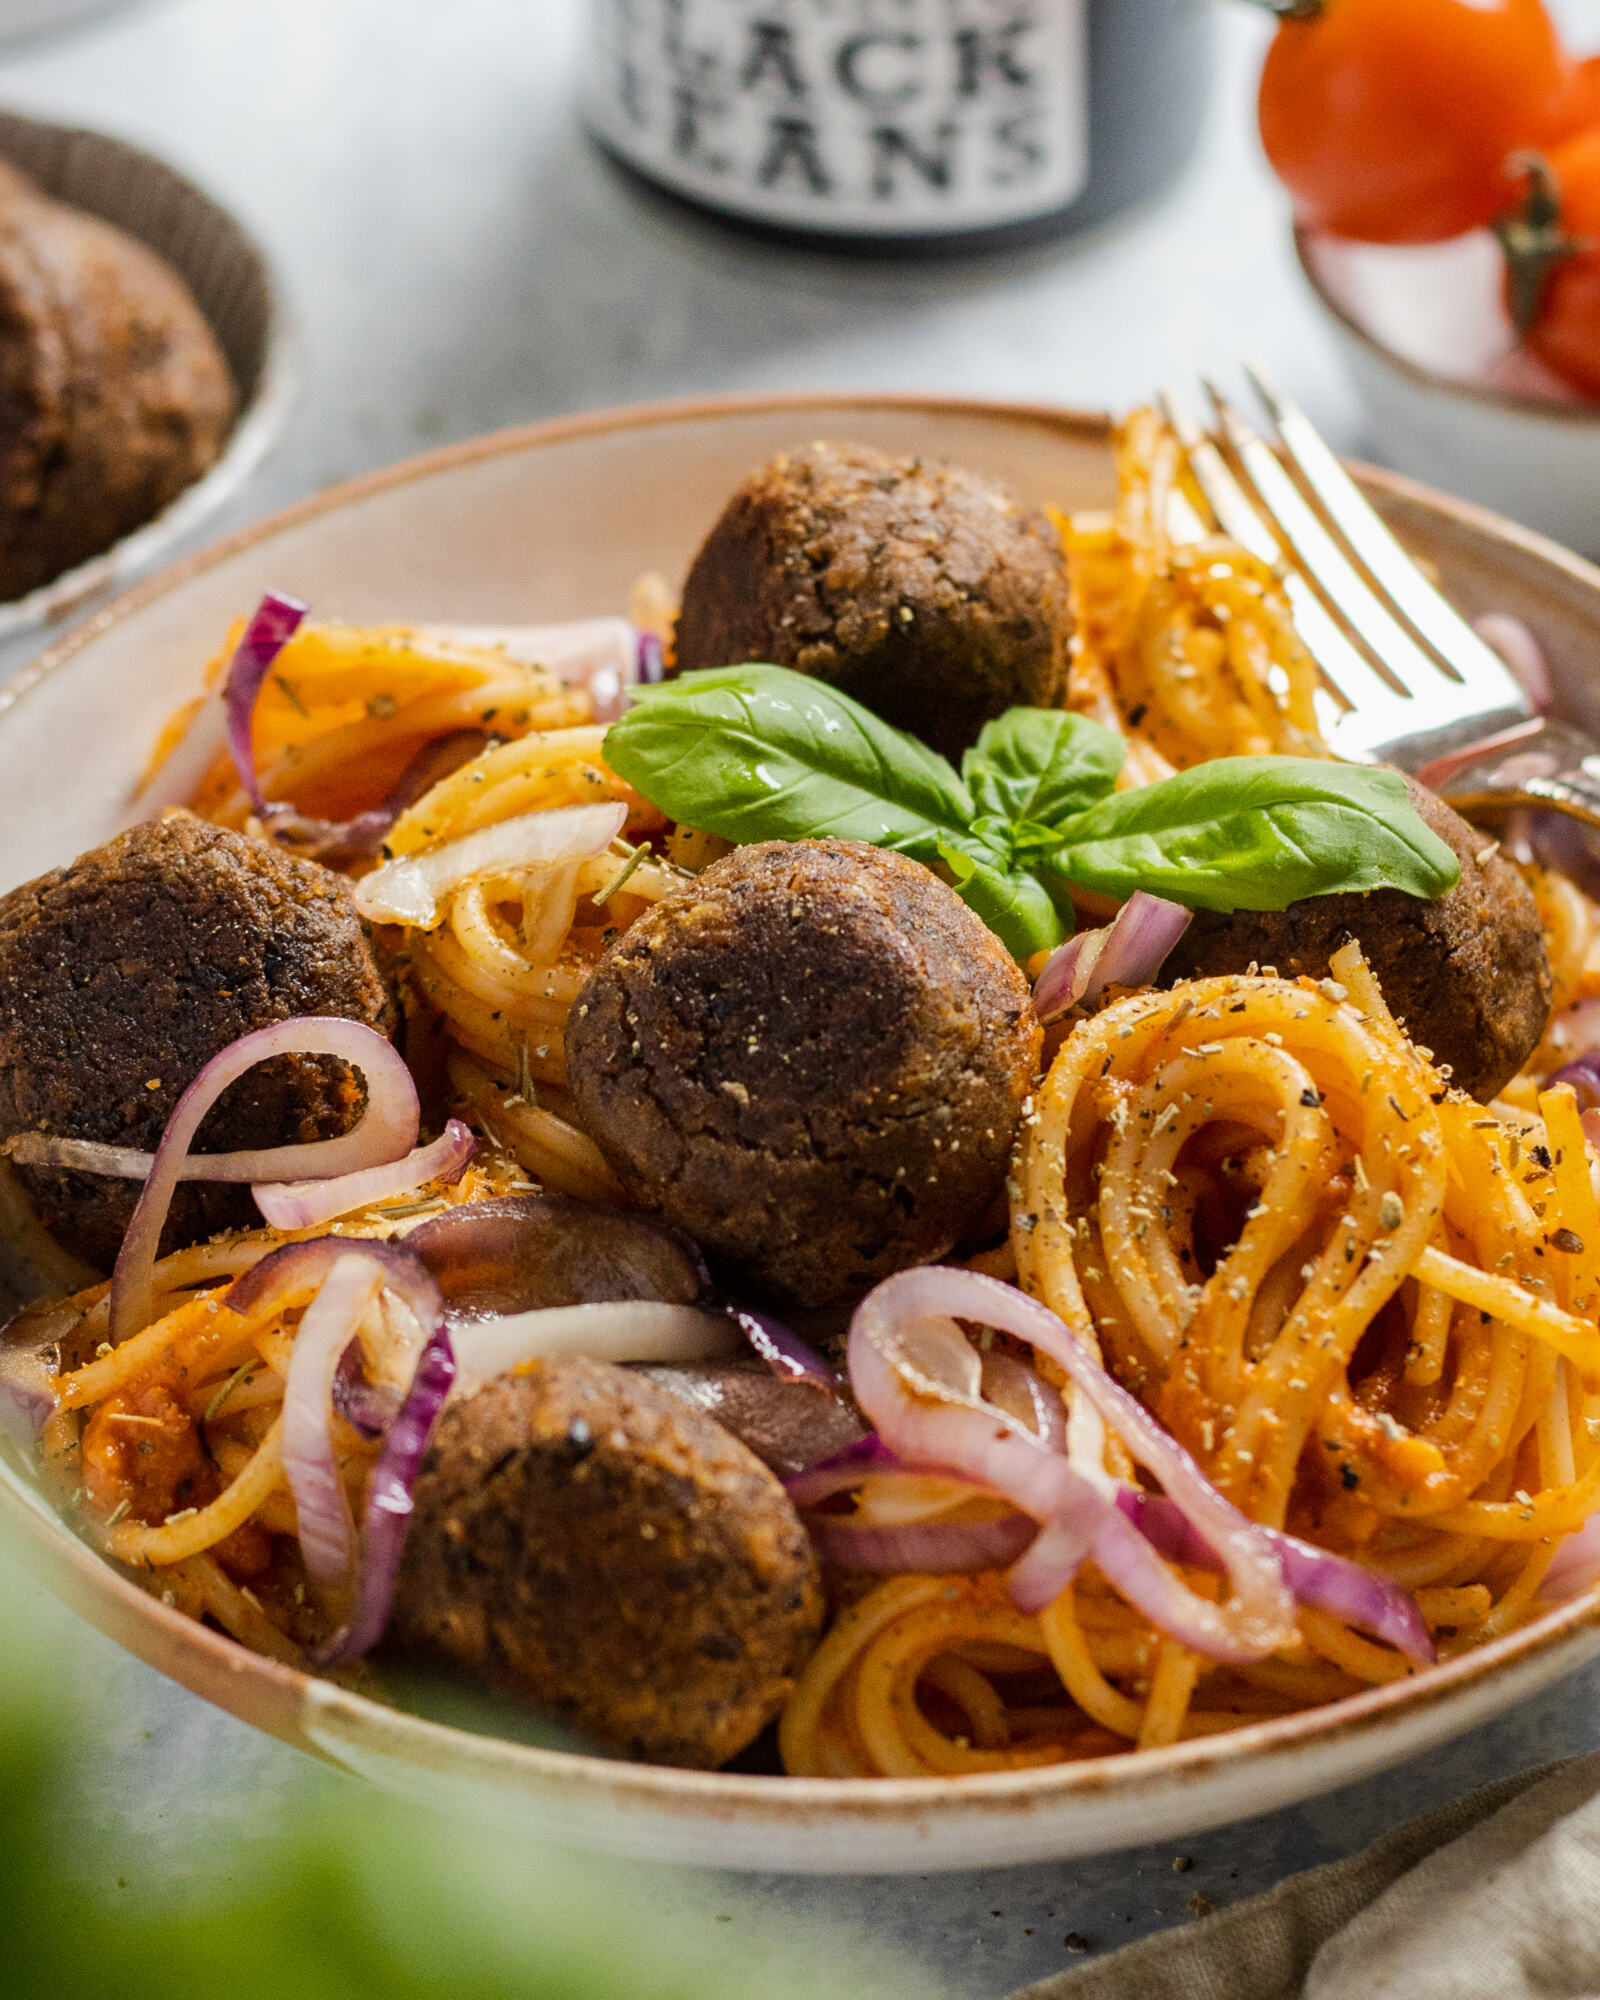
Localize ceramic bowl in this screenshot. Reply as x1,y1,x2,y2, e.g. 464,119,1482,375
1297,224,1600,559
3,393,1600,1873
0,106,297,646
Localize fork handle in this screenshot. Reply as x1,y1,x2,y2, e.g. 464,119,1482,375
1422,715,1600,833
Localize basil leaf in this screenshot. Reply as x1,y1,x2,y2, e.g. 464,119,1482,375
953,860,1066,963
1043,757,1461,913
605,664,977,851
963,708,1125,827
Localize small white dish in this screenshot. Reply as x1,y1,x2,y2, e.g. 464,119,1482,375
1298,225,1600,558
3,394,1600,1872
0,106,297,645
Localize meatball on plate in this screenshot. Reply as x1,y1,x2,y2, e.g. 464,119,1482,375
0,394,1598,1878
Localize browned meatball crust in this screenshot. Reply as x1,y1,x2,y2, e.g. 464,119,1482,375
673,442,1072,760
0,815,397,1268
566,839,1042,1311
390,1356,824,1768
1162,780,1550,1101
0,162,234,601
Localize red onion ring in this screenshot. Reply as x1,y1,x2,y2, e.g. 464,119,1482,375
1115,1489,1433,1665
253,1120,476,1231
1541,1508,1600,1603
1033,892,1192,1024
222,1235,451,1664
7,1107,465,1226
785,1433,909,1508
402,1192,710,1320
1550,1056,1600,1111
1472,612,1551,714
332,1341,400,1440
850,1269,1296,1662
312,1317,456,1669
806,1510,1038,1574
257,729,495,866
724,1301,841,1390
281,1253,385,1588
980,1349,1067,1450
420,617,650,724
448,1300,742,1393
353,799,627,929
111,1020,419,1344
223,591,311,812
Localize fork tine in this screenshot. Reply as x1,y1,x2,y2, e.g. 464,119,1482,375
1202,378,1494,716
1161,389,1418,739
1243,360,1526,712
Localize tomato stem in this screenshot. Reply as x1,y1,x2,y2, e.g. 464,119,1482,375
1495,153,1591,337
1245,0,1325,18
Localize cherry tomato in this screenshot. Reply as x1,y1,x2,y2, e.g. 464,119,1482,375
1502,132,1600,399
1259,0,1573,244
1556,53,1600,135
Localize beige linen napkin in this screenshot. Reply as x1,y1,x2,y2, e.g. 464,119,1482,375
1011,1751,1600,2000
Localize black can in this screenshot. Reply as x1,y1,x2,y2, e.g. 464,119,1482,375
584,0,1216,257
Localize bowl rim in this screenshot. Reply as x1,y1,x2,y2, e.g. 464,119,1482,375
1293,219,1600,428
0,106,301,644
7,384,1600,1824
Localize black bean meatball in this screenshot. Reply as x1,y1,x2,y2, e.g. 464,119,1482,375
0,814,397,1267
566,838,1042,1311
390,1356,824,1768
673,442,1072,760
0,162,234,602
1162,779,1550,1101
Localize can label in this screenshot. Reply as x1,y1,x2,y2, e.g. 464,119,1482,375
585,0,1089,237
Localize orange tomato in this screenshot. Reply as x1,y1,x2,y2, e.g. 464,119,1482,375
1501,133,1600,399
1259,0,1573,243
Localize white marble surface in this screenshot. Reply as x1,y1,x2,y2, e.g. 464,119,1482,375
6,3,1600,1994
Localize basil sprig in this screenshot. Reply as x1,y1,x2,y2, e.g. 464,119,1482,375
604,666,1460,961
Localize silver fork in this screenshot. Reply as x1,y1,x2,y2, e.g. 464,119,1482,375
1160,367,1600,830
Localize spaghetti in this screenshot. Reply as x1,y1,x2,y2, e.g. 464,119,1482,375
1060,407,1327,776
782,944,1600,1775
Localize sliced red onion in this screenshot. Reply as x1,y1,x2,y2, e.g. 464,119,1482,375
1033,892,1192,1024
403,1193,709,1320
850,1296,1114,1617
219,1235,451,1666
1473,612,1551,714
851,1269,1296,1662
724,1301,841,1391
253,1120,476,1231
638,631,666,687
313,1318,456,1669
806,1510,1038,1574
120,697,229,829
784,1432,909,1509
449,1299,741,1393
111,1021,419,1344
981,1349,1067,1450
259,729,495,866
1505,810,1600,906
420,618,648,724
1540,1508,1600,1602
281,1254,385,1587
1550,1056,1600,1111
0,1301,63,1446
1116,1489,1433,1665
353,799,627,928
223,591,311,812
224,1234,444,1341
332,1340,400,1440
